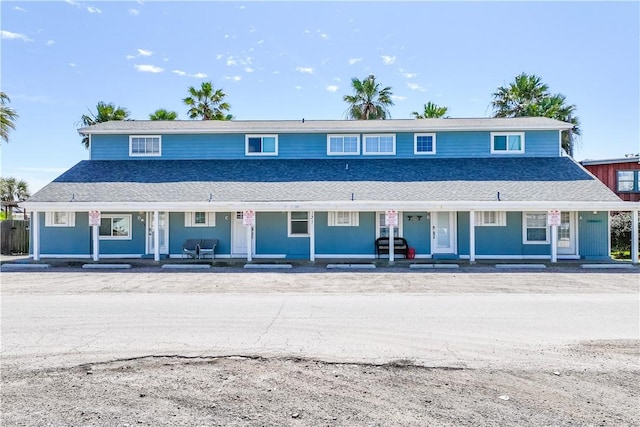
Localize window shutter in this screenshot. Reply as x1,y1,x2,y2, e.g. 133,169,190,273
184,212,193,227
475,212,482,224
45,212,53,226
496,212,506,226
351,212,359,226
327,212,336,226
207,212,216,227
68,212,76,227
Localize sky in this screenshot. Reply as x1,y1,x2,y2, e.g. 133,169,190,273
1,0,639,194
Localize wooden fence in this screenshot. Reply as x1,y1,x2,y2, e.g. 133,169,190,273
1,220,29,255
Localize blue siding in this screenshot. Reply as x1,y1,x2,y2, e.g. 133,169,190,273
315,212,375,255
457,212,470,256
36,212,91,255
578,211,610,259
402,212,430,254
91,130,562,160
169,212,231,256
98,212,146,255
255,212,309,258
474,212,553,256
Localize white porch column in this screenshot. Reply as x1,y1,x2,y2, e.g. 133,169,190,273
309,211,315,262
92,224,99,261
388,225,395,262
32,211,40,261
153,211,160,262
550,224,558,263
246,226,253,262
632,209,639,265
469,210,476,263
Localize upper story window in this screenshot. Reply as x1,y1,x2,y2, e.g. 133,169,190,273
130,136,161,156
414,133,436,155
491,132,524,154
45,212,76,227
327,135,360,155
363,134,396,155
617,170,640,192
246,135,278,156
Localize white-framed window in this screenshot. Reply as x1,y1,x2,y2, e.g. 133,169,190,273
327,211,359,227
99,214,132,240
491,132,524,154
45,212,76,227
130,136,161,156
184,212,216,227
246,134,278,156
523,212,548,244
288,211,309,237
327,135,360,155
376,212,401,238
475,211,506,226
363,134,396,155
617,170,639,192
414,133,436,155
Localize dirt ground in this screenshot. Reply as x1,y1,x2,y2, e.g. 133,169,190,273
2,341,638,427
1,269,639,426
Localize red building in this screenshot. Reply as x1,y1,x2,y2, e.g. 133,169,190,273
581,156,640,202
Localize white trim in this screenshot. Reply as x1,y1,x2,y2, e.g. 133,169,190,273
253,254,287,259
414,133,436,155
327,134,360,155
523,212,549,244
99,214,132,240
184,211,216,227
490,132,525,154
475,211,506,226
45,211,76,227
363,134,396,155
288,211,310,237
129,135,161,157
245,134,278,156
315,254,376,259
328,211,359,226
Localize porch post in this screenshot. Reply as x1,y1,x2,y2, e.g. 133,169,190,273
469,210,476,263
550,224,558,263
153,211,160,262
92,224,99,261
632,209,639,265
246,226,253,262
388,225,395,262
32,211,40,261
309,211,315,262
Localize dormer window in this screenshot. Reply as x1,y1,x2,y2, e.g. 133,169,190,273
130,136,161,156
491,132,524,154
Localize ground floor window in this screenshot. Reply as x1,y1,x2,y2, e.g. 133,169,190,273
288,211,309,237
45,212,75,227
328,211,359,227
184,211,215,227
475,211,506,226
523,212,548,244
99,214,132,240
377,212,400,238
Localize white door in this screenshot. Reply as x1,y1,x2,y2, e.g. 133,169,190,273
431,211,456,254
232,212,249,256
147,211,169,254
557,211,577,255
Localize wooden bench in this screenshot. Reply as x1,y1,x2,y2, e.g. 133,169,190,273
375,237,409,258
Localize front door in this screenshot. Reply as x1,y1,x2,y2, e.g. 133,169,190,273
231,212,249,256
431,211,456,254
147,211,169,254
557,211,577,256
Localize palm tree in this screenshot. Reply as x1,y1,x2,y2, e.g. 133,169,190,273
80,102,130,148
412,101,449,119
491,73,580,155
1,177,30,219
149,109,178,120
0,92,19,144
183,82,232,120
343,74,394,120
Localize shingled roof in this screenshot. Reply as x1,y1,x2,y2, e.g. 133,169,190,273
27,157,620,206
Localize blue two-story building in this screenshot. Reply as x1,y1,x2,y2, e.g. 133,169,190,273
23,117,638,263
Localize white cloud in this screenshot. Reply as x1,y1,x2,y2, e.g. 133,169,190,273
295,66,314,74
402,72,417,79
244,67,254,73
326,85,339,93
14,6,27,12
172,69,187,76
1,30,32,42
391,95,407,101
319,33,329,40
348,58,362,65
215,54,223,60
125,55,136,60
407,82,425,91
129,9,140,16
69,63,77,67
190,72,207,78
134,64,164,73
46,40,55,46
225,75,242,81
295,86,302,90
226,57,237,66
137,48,153,56
87,6,102,14
381,55,396,65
